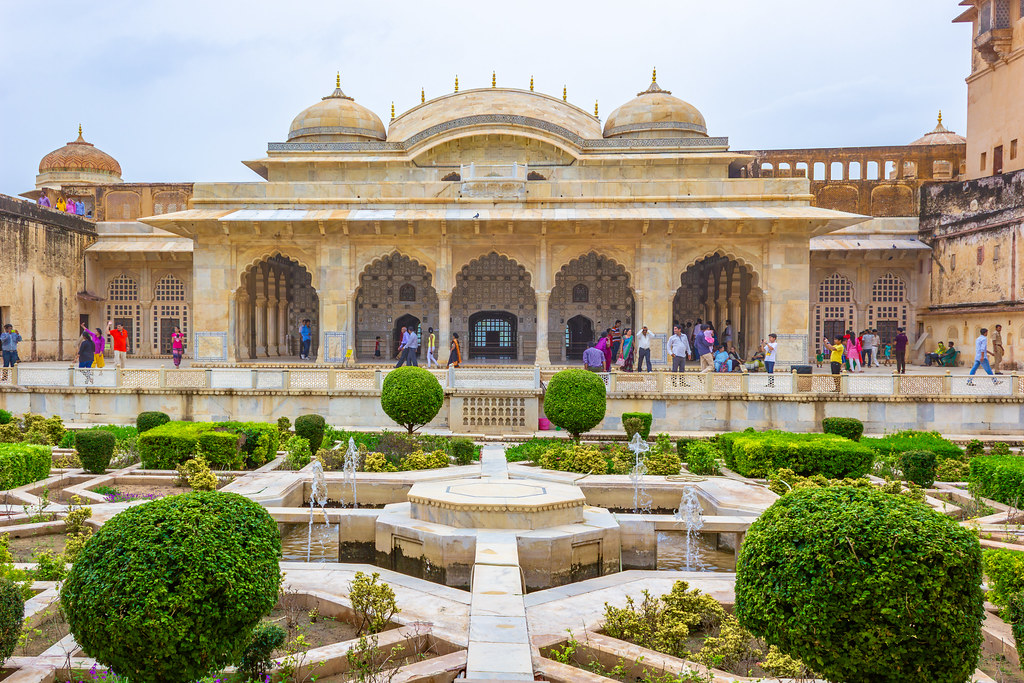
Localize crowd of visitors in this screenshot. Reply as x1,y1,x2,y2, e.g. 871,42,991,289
37,193,92,217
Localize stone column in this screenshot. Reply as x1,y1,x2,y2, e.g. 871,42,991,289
633,290,645,330
438,293,451,364
255,295,268,357
237,291,251,360
535,289,551,366
278,297,289,357
142,300,155,354
728,296,740,347
267,298,278,356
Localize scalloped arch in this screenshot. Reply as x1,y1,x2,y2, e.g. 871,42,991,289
454,250,534,286
356,249,437,283
679,249,762,289
553,249,635,288
238,251,318,291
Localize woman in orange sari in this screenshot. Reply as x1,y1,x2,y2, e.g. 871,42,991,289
447,332,462,368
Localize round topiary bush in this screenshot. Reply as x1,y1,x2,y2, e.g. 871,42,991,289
61,491,282,683
0,410,11,426
898,449,937,488
380,367,444,434
543,369,606,440
75,430,115,474
294,414,326,453
735,486,983,683
0,578,24,664
136,411,170,434
821,417,864,442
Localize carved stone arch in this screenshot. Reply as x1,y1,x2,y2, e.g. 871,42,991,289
451,252,536,362
355,247,439,285
679,248,762,289
550,245,635,282
239,248,319,291
675,252,763,356
406,126,582,164
237,254,319,360
452,249,536,289
549,251,636,362
355,252,438,360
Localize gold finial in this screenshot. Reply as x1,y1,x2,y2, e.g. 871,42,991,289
391,101,395,119
594,100,599,117
336,72,341,88
78,123,82,137
563,85,567,101
938,110,943,125
492,71,496,88
530,75,534,91
455,75,459,92
652,67,657,83
421,87,425,104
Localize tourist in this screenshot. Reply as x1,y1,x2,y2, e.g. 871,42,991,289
635,325,653,372
78,330,95,383
107,320,128,368
846,334,862,373
582,341,605,373
405,326,420,366
171,327,185,368
447,332,462,368
713,344,731,372
939,341,957,366
882,342,892,366
610,320,622,360
760,334,778,374
894,328,909,374
727,344,745,371
299,319,312,360
825,336,845,375
426,327,438,368
668,325,691,373
91,327,106,368
595,330,612,372
992,324,1005,374
38,193,50,208
861,329,876,367
618,327,634,372
75,200,85,216
691,318,703,354
746,347,766,372
924,341,946,367
968,328,1002,385
374,336,381,359
1,324,21,367
694,323,714,371
723,320,733,346
55,196,66,212
394,326,409,367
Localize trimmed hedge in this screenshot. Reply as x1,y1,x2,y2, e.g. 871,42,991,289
821,417,863,442
736,486,984,683
898,450,937,488
719,430,873,479
0,410,11,425
294,415,326,453
685,440,721,476
983,548,1024,609
75,430,115,474
61,492,281,683
621,412,653,440
0,578,23,663
218,421,280,468
862,430,962,463
139,422,253,470
969,456,1024,506
544,369,606,439
0,443,51,489
381,367,444,434
136,411,170,434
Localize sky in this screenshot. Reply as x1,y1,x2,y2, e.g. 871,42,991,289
0,0,971,194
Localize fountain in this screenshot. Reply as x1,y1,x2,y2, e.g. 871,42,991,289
627,432,653,514
343,437,359,508
674,486,705,571
307,457,331,562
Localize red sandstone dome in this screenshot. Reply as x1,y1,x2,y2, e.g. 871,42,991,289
38,128,122,177
909,113,966,146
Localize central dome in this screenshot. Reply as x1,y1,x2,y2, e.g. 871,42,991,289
288,77,386,142
39,127,121,178
604,78,707,139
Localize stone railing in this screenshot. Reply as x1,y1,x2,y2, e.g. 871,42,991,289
0,366,1020,398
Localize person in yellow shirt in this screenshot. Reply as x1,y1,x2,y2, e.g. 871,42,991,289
824,336,845,375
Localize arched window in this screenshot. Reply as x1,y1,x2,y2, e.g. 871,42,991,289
818,273,853,303
108,275,138,301
871,273,906,302
398,284,416,302
106,275,141,354
572,283,589,303
153,275,189,355
814,274,854,352
469,311,518,360
154,275,186,301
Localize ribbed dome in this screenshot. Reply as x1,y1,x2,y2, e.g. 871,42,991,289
288,78,386,142
909,113,966,146
604,77,707,139
39,127,121,177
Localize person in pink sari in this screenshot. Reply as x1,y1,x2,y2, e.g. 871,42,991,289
846,334,863,372
595,331,612,372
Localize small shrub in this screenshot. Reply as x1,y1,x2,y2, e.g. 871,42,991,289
0,578,24,662
381,368,444,434
58,430,77,449
22,429,49,445
1005,593,1024,671
136,411,170,434
402,449,448,471
504,438,563,463
32,550,66,581
0,443,51,489
237,623,287,680
349,571,400,635
61,492,282,683
991,442,1012,456
363,452,396,473
294,414,326,453
966,439,985,457
898,450,937,488
622,417,644,441
983,548,1024,609
736,486,983,683
644,439,682,476
970,456,1024,506
862,430,962,463
284,435,312,470
0,424,21,443
276,416,291,435
75,430,116,474
544,369,606,440
449,437,476,466
0,410,10,425
936,458,969,482
621,412,652,440
821,417,864,442
686,441,721,476
176,454,218,491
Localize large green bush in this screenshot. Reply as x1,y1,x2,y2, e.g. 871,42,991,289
294,414,326,453
75,429,115,474
0,410,11,425
0,578,23,663
61,491,281,683
862,430,962,463
969,456,1024,506
136,411,170,434
621,412,653,440
736,486,983,683
543,369,606,440
139,422,242,470
898,450,937,488
821,417,864,441
0,443,51,489
983,548,1024,609
685,440,721,476
720,431,873,479
380,367,444,434
218,421,280,468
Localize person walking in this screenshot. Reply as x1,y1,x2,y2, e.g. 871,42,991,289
77,329,95,384
107,320,128,368
406,326,420,366
610,321,622,361
447,332,462,368
846,334,862,373
694,323,714,371
299,319,312,360
582,341,605,372
91,327,106,368
861,329,875,368
825,336,845,375
426,327,438,368
635,325,653,372
723,320,733,346
374,336,382,359
760,334,778,374
968,328,1002,385
668,325,691,373
894,327,909,374
1,324,21,367
171,327,185,368
992,324,1005,374
618,327,635,372
394,326,410,367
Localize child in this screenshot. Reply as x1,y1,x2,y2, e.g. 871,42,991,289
815,347,824,368
883,343,893,366
374,336,381,359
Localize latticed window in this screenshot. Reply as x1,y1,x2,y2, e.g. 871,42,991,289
154,275,186,301
572,284,589,303
871,273,906,303
398,284,416,302
108,275,138,301
817,273,853,303
995,0,1011,28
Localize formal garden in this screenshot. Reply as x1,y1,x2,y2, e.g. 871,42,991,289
1,366,1024,681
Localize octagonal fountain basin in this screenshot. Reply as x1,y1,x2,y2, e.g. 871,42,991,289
407,479,587,530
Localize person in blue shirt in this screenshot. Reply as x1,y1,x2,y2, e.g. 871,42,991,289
713,344,731,372
299,319,312,360
1,324,22,367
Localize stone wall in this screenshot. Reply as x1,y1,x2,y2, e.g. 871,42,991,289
0,194,95,360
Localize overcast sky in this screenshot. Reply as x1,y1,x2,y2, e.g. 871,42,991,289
0,0,970,194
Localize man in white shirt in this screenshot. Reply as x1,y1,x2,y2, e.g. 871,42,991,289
668,325,691,373
406,328,420,367
968,328,1001,385
861,331,875,368
394,326,410,368
635,325,653,372
760,334,778,374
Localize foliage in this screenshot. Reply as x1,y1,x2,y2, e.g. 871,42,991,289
621,412,653,440
345,633,407,683
277,416,292,435
18,414,65,446
622,417,644,442
936,458,970,482
448,437,476,466
983,549,1024,609
177,454,218,491
720,430,873,479
0,423,22,443
821,416,864,442
381,367,444,434
735,486,984,683
970,455,1024,506
504,438,565,463
0,443,51,489
139,420,276,470
217,421,280,469
861,430,963,463
285,435,312,470
294,414,327,453
0,410,10,425
991,441,1013,456
402,449,448,470
543,369,606,439
644,435,682,476
61,491,282,683
136,411,170,434
75,429,116,474
966,439,985,457
1005,593,1024,672
349,571,400,635
363,452,397,473
237,623,286,680
32,549,66,581
0,578,24,663
898,449,937,488
684,441,721,476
